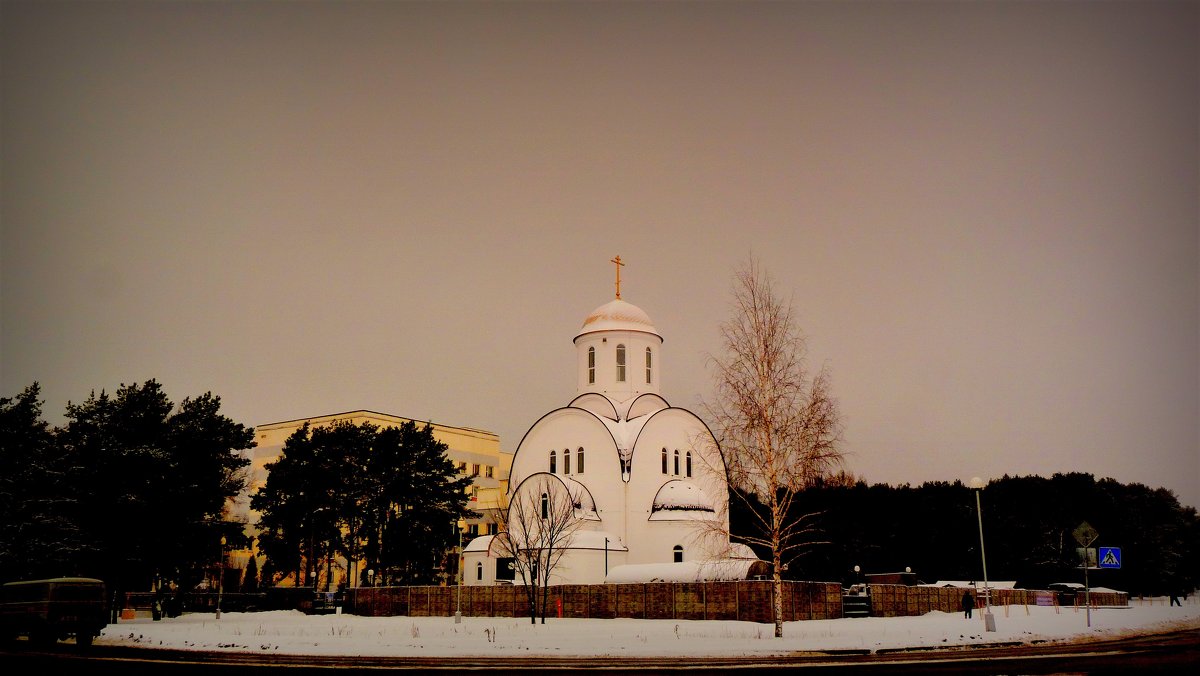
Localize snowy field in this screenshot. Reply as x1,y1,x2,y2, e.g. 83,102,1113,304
95,597,1200,658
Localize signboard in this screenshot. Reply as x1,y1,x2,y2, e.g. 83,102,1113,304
1098,546,1122,569
1075,547,1097,568
1073,521,1098,548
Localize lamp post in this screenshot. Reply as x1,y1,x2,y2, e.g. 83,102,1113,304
367,568,374,587
455,522,463,624
216,535,226,620
969,477,996,632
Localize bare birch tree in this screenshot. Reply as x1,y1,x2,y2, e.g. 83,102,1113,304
704,258,844,638
490,473,582,624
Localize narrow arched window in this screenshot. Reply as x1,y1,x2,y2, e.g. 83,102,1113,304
549,450,557,474
673,449,680,475
588,346,595,384
661,448,668,474
686,451,693,478
476,562,483,581
577,447,585,474
564,448,571,474
673,545,684,563
540,493,549,520
646,347,653,384
616,344,626,382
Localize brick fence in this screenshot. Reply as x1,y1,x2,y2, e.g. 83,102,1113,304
348,582,1127,624
350,581,844,624
867,584,1129,617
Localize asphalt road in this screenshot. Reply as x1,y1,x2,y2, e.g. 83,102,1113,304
2,628,1198,674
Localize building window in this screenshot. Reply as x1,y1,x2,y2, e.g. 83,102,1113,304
472,463,480,477
646,347,652,384
487,522,498,535
550,450,557,474
468,523,479,535
673,545,684,563
616,344,626,382
458,461,468,473
476,562,483,581
564,448,571,474
576,447,584,474
673,449,680,475
661,448,668,474
588,346,595,384
470,486,479,500
686,451,692,478
485,465,494,478
540,493,549,520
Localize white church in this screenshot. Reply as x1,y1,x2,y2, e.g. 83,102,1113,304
463,260,763,586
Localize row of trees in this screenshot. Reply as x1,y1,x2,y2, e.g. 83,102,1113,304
0,380,253,604
250,419,475,588
699,257,1198,632
755,472,1200,597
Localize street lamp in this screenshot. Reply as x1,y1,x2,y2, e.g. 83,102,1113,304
216,535,226,620
969,477,996,632
455,522,463,624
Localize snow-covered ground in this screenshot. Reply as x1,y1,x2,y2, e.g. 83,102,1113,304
95,597,1200,658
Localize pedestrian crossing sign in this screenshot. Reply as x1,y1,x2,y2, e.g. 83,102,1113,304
1098,546,1121,569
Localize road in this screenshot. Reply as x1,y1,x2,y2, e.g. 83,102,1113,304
1,628,1197,674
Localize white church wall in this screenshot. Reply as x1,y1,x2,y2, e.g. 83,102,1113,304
509,408,629,543
574,329,662,400
625,408,729,565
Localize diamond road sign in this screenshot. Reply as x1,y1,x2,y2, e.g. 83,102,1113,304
1098,547,1122,569
1073,521,1099,547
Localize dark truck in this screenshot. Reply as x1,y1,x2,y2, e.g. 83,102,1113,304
0,577,108,649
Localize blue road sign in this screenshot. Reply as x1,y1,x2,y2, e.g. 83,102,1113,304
1098,546,1121,569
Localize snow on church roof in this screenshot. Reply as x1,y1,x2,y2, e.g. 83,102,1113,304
650,480,716,519
575,299,661,340
557,474,600,520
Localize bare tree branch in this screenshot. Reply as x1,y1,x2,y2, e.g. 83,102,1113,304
489,473,583,624
702,257,845,638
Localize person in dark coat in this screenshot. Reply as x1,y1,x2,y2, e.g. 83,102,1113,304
962,590,975,618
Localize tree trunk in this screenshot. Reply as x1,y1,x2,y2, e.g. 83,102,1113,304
773,550,784,638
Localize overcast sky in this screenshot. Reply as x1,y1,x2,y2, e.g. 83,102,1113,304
2,1,1196,510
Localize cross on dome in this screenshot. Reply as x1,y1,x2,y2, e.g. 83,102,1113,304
611,255,625,299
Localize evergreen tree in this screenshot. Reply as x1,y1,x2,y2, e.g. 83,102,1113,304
58,380,253,597
0,384,81,580
252,419,474,588
241,554,260,593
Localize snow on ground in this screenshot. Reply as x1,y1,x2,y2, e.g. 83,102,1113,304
95,597,1200,658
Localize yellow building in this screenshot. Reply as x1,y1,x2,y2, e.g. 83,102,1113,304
231,410,512,586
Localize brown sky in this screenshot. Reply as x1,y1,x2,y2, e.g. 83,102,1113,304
2,1,1197,509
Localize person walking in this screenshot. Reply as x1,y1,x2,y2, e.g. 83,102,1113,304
962,589,975,619
1169,590,1182,606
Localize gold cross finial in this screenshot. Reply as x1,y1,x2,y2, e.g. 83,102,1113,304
611,255,625,299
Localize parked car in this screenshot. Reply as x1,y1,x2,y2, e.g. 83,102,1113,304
0,577,108,650
1047,582,1084,605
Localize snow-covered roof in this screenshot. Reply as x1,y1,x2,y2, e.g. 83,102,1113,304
575,298,661,340
649,480,715,520
924,580,1018,589
729,543,757,560
565,530,627,551
464,531,628,556
557,474,601,520
604,559,769,584
463,534,497,554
